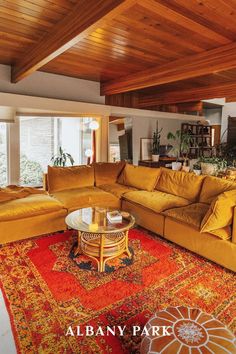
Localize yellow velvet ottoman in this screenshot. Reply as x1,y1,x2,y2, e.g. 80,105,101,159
141,306,236,354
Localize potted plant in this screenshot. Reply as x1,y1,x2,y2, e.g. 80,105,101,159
193,163,201,176
51,146,75,167
217,142,236,166
198,157,227,176
167,130,193,171
152,128,162,162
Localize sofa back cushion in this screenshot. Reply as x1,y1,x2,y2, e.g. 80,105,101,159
200,189,236,240
47,165,94,193
119,164,160,191
94,161,125,186
156,168,204,202
199,176,236,204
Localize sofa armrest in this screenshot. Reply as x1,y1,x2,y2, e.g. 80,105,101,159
232,207,236,244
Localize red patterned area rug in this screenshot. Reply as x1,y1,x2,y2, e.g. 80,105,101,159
0,229,235,353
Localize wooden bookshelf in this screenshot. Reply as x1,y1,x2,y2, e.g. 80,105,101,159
181,123,214,158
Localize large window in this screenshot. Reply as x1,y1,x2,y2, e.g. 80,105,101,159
20,117,54,186
59,117,93,165
0,123,7,186
20,117,92,186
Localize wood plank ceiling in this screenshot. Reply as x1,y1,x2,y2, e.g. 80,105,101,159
1,0,236,111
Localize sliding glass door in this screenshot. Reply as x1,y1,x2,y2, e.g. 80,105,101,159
19,117,92,186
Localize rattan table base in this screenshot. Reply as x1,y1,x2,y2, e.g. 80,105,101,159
75,230,131,272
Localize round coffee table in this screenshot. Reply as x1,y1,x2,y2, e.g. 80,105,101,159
65,207,135,272
141,306,236,354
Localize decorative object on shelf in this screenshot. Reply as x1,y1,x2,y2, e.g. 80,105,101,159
51,146,74,167
198,157,227,176
193,163,202,176
140,138,153,160
199,125,211,135
152,128,162,162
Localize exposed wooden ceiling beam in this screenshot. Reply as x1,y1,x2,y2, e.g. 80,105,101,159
165,101,203,114
226,96,236,103
144,101,203,114
139,0,230,45
11,0,135,83
137,82,236,107
101,42,236,95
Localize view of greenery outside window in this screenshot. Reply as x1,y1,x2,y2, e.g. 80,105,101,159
20,117,93,186
0,123,7,187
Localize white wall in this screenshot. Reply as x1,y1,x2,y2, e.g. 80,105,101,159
0,64,104,104
0,106,15,122
221,102,236,142
109,124,123,144
132,116,190,165
203,108,222,125
109,118,132,144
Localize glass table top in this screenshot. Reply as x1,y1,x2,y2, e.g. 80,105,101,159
65,207,135,234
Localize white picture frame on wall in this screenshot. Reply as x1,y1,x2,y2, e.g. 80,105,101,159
140,138,153,160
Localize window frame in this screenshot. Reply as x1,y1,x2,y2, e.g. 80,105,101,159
0,122,9,186
4,115,102,187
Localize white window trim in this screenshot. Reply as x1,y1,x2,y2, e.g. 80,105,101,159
7,117,20,185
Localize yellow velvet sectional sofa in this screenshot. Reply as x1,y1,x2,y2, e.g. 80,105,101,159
0,162,236,272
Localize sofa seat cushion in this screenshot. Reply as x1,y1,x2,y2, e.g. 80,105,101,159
163,203,210,229
199,175,236,204
123,190,191,213
0,195,64,221
156,168,205,202
99,183,137,198
52,187,120,211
